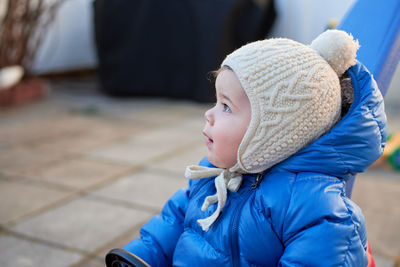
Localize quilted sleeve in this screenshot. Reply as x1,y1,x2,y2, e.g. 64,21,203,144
122,157,211,267
123,187,189,267
278,174,369,266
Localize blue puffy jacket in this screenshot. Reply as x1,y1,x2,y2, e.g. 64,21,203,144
124,62,387,266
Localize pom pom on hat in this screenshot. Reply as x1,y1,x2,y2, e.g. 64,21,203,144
310,29,360,76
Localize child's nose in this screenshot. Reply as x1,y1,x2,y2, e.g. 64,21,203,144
204,108,214,126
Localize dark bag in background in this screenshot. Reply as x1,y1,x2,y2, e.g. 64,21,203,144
93,0,276,102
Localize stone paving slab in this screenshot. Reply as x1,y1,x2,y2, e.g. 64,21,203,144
0,98,69,129
373,255,396,267
51,85,208,129
0,234,82,267
0,179,73,225
72,226,142,266
120,102,208,129
73,257,104,267
26,128,131,156
352,170,400,259
6,115,142,154
147,144,207,176
11,196,153,253
128,123,202,145
71,223,142,266
86,125,202,166
51,84,167,116
89,170,188,211
0,115,99,147
95,227,141,261
28,158,132,190
0,146,68,176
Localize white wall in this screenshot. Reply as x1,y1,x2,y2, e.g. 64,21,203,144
32,0,97,74
269,0,357,43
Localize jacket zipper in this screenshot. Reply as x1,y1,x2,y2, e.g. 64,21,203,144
230,188,253,267
230,172,264,266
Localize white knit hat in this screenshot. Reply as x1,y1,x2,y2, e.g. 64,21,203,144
223,29,360,174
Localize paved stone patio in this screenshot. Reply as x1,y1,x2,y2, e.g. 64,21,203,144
0,76,399,266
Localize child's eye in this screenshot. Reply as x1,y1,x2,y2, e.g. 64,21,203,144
223,103,231,113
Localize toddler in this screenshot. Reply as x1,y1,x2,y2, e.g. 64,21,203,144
111,30,387,266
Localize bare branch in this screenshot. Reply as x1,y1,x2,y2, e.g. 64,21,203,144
0,0,65,74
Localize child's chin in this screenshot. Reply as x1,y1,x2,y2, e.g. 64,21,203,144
207,156,220,168
208,156,234,169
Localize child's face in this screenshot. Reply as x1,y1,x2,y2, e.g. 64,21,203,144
203,69,251,169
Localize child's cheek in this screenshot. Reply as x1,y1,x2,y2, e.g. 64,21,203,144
217,122,243,150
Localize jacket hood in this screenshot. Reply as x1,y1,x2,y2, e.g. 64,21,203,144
271,61,387,179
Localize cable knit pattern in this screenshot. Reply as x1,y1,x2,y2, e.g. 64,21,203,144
223,31,359,173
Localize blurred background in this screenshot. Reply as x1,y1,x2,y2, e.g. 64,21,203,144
0,0,399,266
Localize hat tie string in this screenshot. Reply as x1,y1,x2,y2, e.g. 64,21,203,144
185,165,242,231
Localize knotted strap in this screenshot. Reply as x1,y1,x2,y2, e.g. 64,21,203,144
185,165,242,231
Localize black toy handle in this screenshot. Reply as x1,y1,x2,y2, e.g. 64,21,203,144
105,248,150,267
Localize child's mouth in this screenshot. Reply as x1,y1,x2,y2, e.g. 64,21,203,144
203,132,213,148
206,138,213,147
